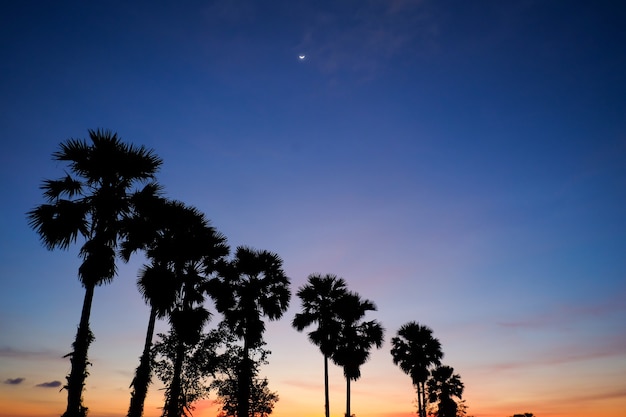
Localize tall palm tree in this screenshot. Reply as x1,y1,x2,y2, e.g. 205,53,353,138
331,292,384,417
426,365,464,417
210,246,290,417
27,129,162,417
127,264,179,417
120,196,228,417
390,322,443,417
292,274,348,417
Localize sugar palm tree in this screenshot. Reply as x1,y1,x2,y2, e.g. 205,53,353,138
210,246,290,417
390,322,443,417
27,129,162,417
426,365,464,417
292,274,348,417
332,292,384,417
127,263,179,417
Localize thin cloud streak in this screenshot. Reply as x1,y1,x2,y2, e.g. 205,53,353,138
3,377,25,385
35,380,62,388
0,346,65,361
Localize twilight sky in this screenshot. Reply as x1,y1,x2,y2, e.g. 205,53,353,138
1,1,625,417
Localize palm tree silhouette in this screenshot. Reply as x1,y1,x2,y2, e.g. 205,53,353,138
27,129,162,417
390,322,443,417
292,273,348,417
426,365,464,417
331,292,384,417
120,197,228,417
210,246,290,417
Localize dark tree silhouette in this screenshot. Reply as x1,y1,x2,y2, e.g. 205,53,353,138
331,292,384,417
120,197,228,417
210,246,290,417
27,129,162,417
152,329,224,417
390,322,443,417
212,326,278,417
292,273,348,417
426,365,464,417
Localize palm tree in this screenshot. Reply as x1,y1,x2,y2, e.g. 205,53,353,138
426,365,464,417
331,292,384,417
27,129,162,417
126,264,178,417
292,274,348,417
390,322,443,417
120,197,228,417
210,246,290,417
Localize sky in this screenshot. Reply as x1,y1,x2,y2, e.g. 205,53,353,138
1,1,625,417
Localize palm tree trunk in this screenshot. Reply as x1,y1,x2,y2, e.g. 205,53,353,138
415,383,423,417
128,306,157,417
238,337,251,417
345,377,351,417
419,382,426,417
62,283,95,417
324,355,330,417
165,340,185,417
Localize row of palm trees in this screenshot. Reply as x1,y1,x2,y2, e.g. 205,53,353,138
28,130,464,417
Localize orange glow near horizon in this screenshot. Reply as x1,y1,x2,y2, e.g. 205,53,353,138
2,378,625,417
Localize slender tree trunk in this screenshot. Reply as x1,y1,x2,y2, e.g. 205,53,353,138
345,376,351,417
128,307,157,417
238,337,251,417
324,355,330,417
164,340,185,417
419,382,426,417
415,383,423,417
62,283,95,417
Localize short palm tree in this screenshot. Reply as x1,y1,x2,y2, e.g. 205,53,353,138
331,292,384,417
27,129,162,417
210,246,290,417
390,322,443,417
292,273,348,417
426,365,464,417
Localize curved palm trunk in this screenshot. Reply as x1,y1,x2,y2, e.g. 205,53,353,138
345,377,351,417
62,283,95,417
128,306,158,417
324,355,330,417
164,340,185,417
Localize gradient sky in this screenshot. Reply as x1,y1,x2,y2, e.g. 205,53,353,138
1,1,625,417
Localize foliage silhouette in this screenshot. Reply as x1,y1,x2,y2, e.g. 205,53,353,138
209,246,290,417
331,291,384,417
292,273,348,417
390,322,443,417
426,365,464,417
152,329,224,417
27,129,162,417
211,324,278,417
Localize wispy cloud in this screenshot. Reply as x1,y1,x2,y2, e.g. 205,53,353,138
294,0,436,80
35,380,62,388
497,292,626,329
3,377,25,385
485,333,626,372
0,346,64,361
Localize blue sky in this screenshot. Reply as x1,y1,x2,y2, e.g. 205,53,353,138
1,1,625,417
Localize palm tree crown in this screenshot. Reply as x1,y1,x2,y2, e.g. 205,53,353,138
390,321,443,417
426,365,464,417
